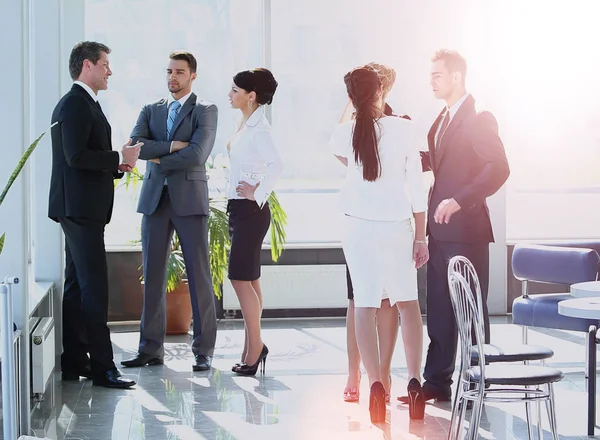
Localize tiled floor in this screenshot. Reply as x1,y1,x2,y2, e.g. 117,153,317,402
10,317,600,439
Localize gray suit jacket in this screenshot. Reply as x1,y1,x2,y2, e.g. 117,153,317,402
131,93,218,216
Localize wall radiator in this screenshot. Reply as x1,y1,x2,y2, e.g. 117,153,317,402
222,264,348,310
30,317,55,394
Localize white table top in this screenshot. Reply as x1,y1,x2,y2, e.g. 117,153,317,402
570,281,600,298
558,298,600,320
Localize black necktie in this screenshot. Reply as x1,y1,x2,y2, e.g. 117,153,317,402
436,111,450,149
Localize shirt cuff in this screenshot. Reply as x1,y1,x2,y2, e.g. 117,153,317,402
170,142,174,153
117,150,123,164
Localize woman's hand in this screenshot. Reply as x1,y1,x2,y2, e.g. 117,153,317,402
413,241,429,269
236,181,259,200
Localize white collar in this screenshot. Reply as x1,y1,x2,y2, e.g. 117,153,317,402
167,91,193,108
245,107,264,127
446,92,470,120
73,81,98,102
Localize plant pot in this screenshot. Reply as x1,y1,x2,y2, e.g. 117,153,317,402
166,281,193,335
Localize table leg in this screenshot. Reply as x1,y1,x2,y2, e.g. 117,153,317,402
588,325,597,436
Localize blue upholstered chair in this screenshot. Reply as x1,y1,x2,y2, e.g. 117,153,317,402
512,243,600,370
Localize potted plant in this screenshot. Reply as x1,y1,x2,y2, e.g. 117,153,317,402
0,124,56,257
121,158,288,334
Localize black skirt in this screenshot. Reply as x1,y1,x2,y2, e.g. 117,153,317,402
227,199,271,281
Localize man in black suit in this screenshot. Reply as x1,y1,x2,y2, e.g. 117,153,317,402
48,41,140,388
399,49,510,403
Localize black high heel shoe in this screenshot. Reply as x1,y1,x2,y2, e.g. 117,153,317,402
407,378,425,420
234,345,269,376
369,381,386,424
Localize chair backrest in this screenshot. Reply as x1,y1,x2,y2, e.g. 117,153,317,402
448,256,485,337
512,244,599,285
448,272,487,386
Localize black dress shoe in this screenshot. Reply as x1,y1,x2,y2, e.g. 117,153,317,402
92,368,136,389
193,355,212,371
121,352,164,368
61,365,93,381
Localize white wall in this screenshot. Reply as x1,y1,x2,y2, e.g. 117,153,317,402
0,0,85,433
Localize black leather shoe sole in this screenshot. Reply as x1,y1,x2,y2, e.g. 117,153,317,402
192,363,211,372
92,378,136,389
121,356,164,368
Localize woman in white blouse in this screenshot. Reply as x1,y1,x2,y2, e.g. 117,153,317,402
226,68,283,376
330,66,429,423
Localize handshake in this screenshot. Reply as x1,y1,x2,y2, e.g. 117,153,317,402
118,138,143,173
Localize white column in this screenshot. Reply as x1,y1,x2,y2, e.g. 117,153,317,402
31,0,66,366
0,0,32,434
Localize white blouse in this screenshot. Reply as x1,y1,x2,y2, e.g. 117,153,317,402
226,109,283,207
329,116,427,221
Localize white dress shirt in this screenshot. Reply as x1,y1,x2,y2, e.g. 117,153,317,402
73,80,123,164
226,109,283,207
330,116,427,221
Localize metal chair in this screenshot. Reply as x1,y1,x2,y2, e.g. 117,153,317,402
448,256,554,365
447,272,563,440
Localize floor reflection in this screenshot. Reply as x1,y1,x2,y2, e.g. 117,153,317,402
0,317,593,439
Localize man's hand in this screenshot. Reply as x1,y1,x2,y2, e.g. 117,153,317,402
236,181,259,200
149,158,160,164
121,138,143,167
171,141,190,152
433,198,461,224
118,164,132,173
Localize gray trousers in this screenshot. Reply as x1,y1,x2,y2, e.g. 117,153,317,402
138,189,217,357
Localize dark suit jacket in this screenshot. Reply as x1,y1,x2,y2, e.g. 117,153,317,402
131,93,218,217
48,84,122,224
422,95,510,243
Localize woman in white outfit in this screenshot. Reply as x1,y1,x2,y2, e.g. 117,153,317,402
226,68,283,376
329,65,429,423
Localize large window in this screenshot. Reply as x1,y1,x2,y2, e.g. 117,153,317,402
87,0,600,247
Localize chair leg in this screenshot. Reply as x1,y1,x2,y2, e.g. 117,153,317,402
524,400,535,440
536,387,543,440
545,383,559,440
449,381,465,440
467,389,485,440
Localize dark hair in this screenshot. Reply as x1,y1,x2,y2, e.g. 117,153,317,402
69,41,111,80
169,51,197,73
432,49,467,85
233,68,278,105
343,67,382,182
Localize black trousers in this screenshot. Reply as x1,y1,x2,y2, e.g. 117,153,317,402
59,217,115,376
423,237,490,396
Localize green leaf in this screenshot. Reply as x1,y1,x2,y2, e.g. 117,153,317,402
0,123,55,209
0,232,4,256
268,192,288,262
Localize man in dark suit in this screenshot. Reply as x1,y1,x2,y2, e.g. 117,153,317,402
48,41,139,388
399,49,510,403
121,51,218,372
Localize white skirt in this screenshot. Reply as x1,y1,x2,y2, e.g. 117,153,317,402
343,215,418,308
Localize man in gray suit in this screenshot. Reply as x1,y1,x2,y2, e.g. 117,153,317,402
121,51,218,371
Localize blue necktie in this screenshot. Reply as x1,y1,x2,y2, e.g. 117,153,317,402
167,101,181,140
164,101,181,186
